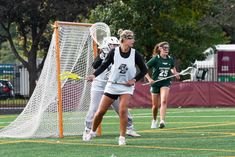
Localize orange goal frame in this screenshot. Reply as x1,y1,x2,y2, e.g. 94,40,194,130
53,21,101,138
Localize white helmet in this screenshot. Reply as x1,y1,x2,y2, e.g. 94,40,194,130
104,36,119,45
99,36,119,53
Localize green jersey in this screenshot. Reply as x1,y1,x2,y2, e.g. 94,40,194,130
147,54,175,87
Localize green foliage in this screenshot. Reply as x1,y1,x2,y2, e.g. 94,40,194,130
200,0,235,43
0,42,18,63
0,0,105,95
89,0,229,69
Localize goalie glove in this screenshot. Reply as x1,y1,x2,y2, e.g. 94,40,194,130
99,51,107,60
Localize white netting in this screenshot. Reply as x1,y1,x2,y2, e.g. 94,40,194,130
0,22,95,138
89,22,111,46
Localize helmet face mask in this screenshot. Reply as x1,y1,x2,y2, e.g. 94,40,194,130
99,37,119,53
108,43,119,49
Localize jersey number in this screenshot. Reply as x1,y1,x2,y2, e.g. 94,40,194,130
159,69,169,77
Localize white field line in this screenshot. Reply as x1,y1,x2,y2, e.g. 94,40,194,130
103,115,235,119
129,109,235,116
1,114,234,125
1,109,234,124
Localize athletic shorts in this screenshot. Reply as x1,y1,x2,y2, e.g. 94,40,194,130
150,81,171,94
104,92,120,100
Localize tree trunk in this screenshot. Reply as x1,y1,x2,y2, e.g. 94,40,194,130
27,50,38,97
28,68,37,97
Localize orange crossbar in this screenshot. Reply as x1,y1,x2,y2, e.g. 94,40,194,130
57,21,92,27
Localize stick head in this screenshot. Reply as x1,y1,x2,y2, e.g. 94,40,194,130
60,72,82,81
89,22,111,46
179,67,197,75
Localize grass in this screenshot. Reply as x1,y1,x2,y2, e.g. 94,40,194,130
0,108,235,157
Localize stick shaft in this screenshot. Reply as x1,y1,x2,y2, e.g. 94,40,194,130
142,74,179,86
142,67,195,86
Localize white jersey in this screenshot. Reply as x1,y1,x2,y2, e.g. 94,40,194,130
91,48,111,92
104,47,136,95
91,70,108,92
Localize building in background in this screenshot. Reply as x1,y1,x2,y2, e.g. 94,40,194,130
192,44,235,82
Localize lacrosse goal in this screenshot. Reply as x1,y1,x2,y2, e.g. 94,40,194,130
0,21,98,138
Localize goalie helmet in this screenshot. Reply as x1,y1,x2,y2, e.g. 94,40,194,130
99,36,119,53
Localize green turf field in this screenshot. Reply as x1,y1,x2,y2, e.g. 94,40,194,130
0,108,235,157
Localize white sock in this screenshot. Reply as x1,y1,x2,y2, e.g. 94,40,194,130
90,130,96,135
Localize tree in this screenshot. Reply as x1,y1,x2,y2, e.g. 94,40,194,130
89,0,229,69
0,0,105,96
200,0,235,43
0,42,18,63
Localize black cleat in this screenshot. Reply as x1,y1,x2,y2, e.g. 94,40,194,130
159,122,165,129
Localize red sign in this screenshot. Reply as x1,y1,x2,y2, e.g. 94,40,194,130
217,51,235,74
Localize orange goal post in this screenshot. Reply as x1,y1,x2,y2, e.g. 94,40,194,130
0,21,103,138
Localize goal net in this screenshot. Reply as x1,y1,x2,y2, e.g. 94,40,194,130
0,21,97,138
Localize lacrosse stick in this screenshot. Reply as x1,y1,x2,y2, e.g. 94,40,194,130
142,66,196,86
60,71,129,85
89,22,111,47
60,72,83,81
